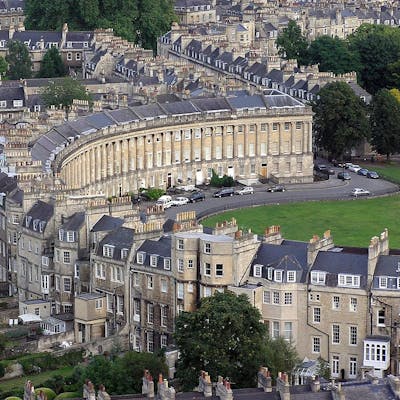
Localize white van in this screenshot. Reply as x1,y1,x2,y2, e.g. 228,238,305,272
156,195,173,209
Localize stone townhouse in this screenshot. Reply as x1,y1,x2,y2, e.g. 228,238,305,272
174,0,217,25
17,199,55,303
91,226,134,337
132,234,174,353
0,172,17,295
53,211,90,314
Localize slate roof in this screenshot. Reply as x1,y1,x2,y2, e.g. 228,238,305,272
97,226,134,261
31,91,306,168
60,212,85,231
91,215,124,232
0,171,17,193
374,255,400,277
136,236,172,269
251,240,308,283
24,200,53,233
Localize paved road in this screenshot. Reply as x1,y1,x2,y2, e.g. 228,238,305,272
164,166,399,221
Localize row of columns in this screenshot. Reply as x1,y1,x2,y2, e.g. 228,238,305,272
61,120,313,190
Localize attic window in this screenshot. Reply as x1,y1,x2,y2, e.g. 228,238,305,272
13,100,23,107
121,248,129,259
150,255,158,267
253,264,262,277
83,42,88,48
59,229,64,241
164,258,171,270
66,231,75,242
0,100,6,107
287,271,296,282
33,219,39,231
338,274,360,288
274,270,283,282
67,42,72,48
26,215,32,227
0,41,4,48
103,245,114,258
39,221,46,233
137,252,145,264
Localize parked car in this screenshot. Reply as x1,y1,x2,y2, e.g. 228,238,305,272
156,195,174,209
348,164,361,173
351,188,370,197
235,186,254,195
332,160,346,168
267,185,286,192
344,162,354,169
357,168,369,176
367,171,380,179
314,164,334,175
213,187,234,198
172,196,189,206
337,172,351,180
189,191,205,202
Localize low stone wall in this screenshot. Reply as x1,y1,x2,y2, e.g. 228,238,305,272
37,331,75,351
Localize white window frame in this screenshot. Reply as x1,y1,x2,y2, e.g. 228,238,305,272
338,274,360,288
379,276,388,289
137,252,145,264
332,324,340,344
349,326,357,346
313,307,321,323
164,258,171,270
311,271,326,285
274,270,283,282
350,297,357,312
254,264,262,277
103,245,114,258
150,255,158,267
263,291,271,304
287,270,296,282
312,337,321,353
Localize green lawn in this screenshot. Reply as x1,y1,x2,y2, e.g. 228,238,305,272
0,366,74,394
202,194,400,248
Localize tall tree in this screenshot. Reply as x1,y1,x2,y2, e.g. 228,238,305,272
5,40,32,80
312,81,370,159
41,77,92,115
276,20,309,66
308,35,359,75
369,89,400,160
349,24,400,94
38,47,66,78
174,291,269,390
0,56,8,77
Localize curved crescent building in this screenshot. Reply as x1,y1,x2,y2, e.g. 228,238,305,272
31,91,314,197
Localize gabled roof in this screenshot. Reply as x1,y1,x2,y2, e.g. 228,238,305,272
91,215,124,232
60,212,85,231
97,226,134,260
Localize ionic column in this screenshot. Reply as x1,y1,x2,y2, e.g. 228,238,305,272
90,148,95,183
122,139,129,173
102,144,107,179
108,143,114,176
291,122,296,154
95,146,101,181
129,138,136,171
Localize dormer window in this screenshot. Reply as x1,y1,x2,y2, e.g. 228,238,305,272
39,221,45,233
83,42,88,48
13,100,23,107
274,270,283,282
253,264,262,277
164,258,171,270
67,42,72,48
121,248,129,259
311,271,326,285
66,231,75,242
338,274,360,288
379,277,388,289
137,252,145,264
150,255,158,267
58,229,64,241
33,219,39,231
287,271,296,282
103,245,114,258
267,267,273,280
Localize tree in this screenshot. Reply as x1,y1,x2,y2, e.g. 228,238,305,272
308,36,359,75
264,337,299,381
25,0,176,51
174,291,268,390
0,56,8,77
276,20,309,66
312,81,370,159
387,60,400,89
76,352,168,395
41,77,92,115
349,24,400,94
38,47,66,78
5,40,32,80
369,89,400,160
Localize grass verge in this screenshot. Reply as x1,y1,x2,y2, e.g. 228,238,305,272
202,195,400,248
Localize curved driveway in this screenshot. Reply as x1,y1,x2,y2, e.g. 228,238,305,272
164,166,399,221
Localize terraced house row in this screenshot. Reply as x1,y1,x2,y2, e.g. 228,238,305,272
31,91,314,196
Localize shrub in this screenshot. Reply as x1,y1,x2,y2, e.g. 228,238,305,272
5,397,22,400
35,388,57,400
42,375,66,394
146,188,165,200
210,169,234,188
54,392,80,400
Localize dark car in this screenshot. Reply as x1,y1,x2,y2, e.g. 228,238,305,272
314,164,334,175
189,191,205,202
367,171,380,179
267,185,286,192
332,160,346,168
213,187,234,198
337,172,351,180
357,168,369,176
